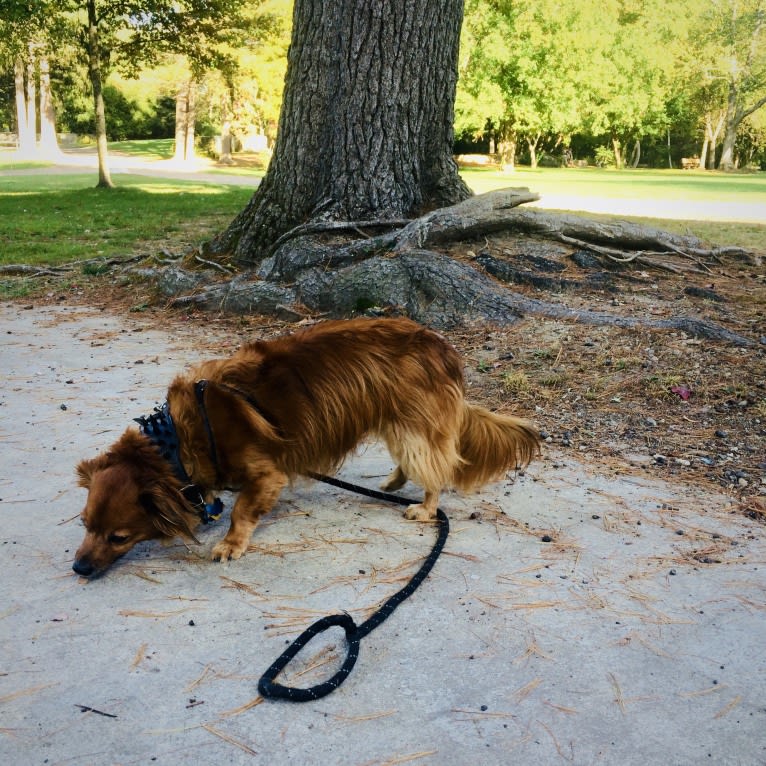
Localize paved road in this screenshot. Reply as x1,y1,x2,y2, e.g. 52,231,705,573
1,302,764,765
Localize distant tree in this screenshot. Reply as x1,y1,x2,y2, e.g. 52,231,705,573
29,0,270,187
0,1,65,157
709,0,766,169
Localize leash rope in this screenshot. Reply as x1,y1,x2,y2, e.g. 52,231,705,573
257,473,449,702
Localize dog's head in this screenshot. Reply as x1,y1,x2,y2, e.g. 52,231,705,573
73,431,198,578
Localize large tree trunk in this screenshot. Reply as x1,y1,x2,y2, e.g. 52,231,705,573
210,0,471,264
86,0,113,188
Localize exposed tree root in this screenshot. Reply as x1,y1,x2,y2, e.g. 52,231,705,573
148,189,759,346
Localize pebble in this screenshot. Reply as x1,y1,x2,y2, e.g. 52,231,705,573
644,417,657,428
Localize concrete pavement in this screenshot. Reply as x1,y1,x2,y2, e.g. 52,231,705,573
1,302,764,765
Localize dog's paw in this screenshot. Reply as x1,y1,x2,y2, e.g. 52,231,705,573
404,503,436,522
211,538,248,562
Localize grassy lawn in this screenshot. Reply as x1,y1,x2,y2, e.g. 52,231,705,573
108,138,176,161
460,167,766,251
460,166,766,203
0,174,254,266
1,146,764,274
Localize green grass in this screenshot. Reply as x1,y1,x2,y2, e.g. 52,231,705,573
459,166,766,203
459,166,766,251
0,174,254,266
1,145,764,272
106,138,176,161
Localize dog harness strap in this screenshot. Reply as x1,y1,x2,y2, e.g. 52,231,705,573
134,402,191,485
135,394,222,525
257,475,449,702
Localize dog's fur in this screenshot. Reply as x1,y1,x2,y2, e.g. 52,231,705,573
74,318,539,576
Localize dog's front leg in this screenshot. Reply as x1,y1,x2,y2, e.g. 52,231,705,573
211,468,287,561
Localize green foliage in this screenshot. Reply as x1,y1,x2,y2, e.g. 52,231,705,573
457,0,766,168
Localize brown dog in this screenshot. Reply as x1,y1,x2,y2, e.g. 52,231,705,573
73,318,539,576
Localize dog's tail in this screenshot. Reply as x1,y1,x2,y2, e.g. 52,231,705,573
453,405,540,490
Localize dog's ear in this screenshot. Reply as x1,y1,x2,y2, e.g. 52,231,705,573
140,480,200,544
76,454,110,488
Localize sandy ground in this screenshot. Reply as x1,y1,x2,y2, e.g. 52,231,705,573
1,302,764,765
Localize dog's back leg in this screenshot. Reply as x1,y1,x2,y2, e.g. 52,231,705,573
380,465,407,492
383,427,460,522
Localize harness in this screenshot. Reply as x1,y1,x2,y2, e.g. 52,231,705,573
136,378,449,702
134,385,223,525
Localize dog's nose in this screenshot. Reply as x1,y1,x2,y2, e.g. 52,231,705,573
72,559,95,577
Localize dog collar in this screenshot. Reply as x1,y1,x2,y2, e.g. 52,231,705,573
134,402,223,525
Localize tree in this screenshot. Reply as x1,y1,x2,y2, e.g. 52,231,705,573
177,0,753,348
714,0,766,169
0,1,65,158
456,0,588,169
39,0,269,187
210,0,471,262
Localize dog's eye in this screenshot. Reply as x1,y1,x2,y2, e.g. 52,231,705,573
107,533,130,544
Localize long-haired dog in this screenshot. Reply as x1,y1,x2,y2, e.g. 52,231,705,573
73,318,539,576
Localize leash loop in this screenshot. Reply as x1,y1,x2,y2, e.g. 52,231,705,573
257,613,360,702
257,475,449,702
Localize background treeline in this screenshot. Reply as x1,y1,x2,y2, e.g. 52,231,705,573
1,0,765,170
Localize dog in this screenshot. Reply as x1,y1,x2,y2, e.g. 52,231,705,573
73,317,539,577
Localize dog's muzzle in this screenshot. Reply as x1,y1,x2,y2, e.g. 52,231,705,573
72,558,96,577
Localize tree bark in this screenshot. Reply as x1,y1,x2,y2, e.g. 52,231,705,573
86,0,114,188
209,0,471,264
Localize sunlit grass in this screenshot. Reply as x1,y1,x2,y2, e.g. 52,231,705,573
0,174,253,266
460,166,766,202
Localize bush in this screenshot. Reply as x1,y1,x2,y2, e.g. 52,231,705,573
594,145,616,168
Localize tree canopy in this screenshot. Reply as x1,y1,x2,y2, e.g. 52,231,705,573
1,0,765,170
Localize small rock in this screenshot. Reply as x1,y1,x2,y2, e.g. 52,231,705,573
541,534,553,543
645,417,657,428
715,430,728,438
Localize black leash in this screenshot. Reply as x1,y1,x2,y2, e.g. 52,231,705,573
257,473,449,702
